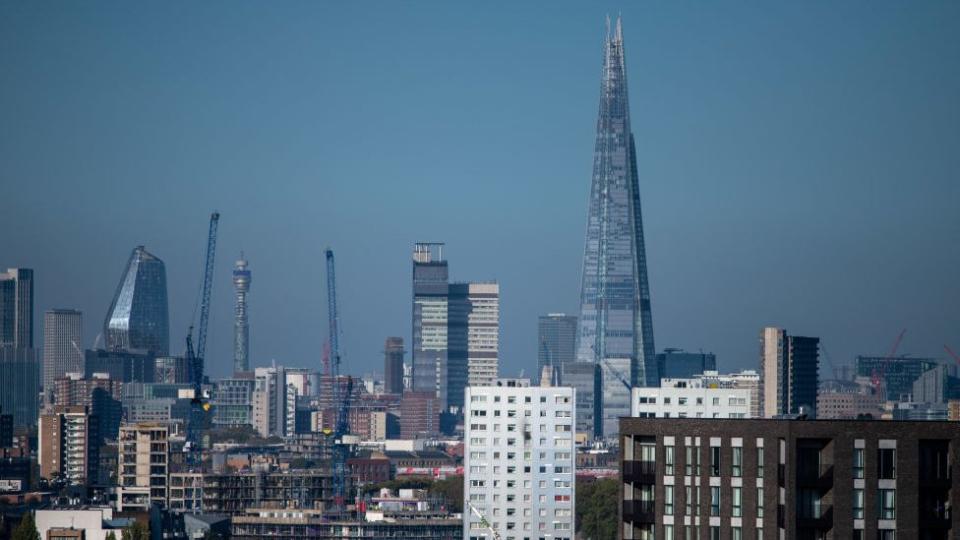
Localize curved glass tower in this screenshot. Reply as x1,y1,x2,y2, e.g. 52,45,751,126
104,246,169,355
575,18,656,436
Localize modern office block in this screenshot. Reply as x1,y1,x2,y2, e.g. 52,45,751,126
537,314,577,384
384,337,405,395
233,255,252,374
563,361,602,439
656,348,717,381
104,246,169,355
448,281,500,404
760,327,820,417
43,309,83,391
411,243,449,406
39,405,99,485
0,346,38,428
84,348,155,383
575,18,657,398
619,417,960,540
856,355,939,402
212,376,255,427
463,379,576,540
0,268,34,349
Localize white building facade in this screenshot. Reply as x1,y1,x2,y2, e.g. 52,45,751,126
631,371,758,419
463,379,575,540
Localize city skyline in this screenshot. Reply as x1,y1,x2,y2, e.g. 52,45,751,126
2,2,958,380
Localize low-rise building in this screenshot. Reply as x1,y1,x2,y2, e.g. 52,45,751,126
631,371,757,419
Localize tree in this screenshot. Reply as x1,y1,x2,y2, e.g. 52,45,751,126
121,521,149,540
106,532,118,540
429,476,463,512
576,478,618,540
11,512,40,540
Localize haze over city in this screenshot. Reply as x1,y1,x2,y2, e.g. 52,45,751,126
3,1,957,380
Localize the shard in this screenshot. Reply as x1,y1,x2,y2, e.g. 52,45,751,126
104,246,169,355
575,17,656,437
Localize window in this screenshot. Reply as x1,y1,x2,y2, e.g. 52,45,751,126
878,489,896,519
710,446,721,476
757,487,764,517
878,531,895,540
853,448,864,479
757,447,764,478
878,448,896,479
664,485,674,515
756,527,763,540
685,447,693,476
685,486,693,515
731,527,742,540
799,489,821,519
665,445,675,475
639,440,656,462
664,524,674,540
853,489,864,519
732,487,742,517
732,447,742,477
710,486,720,516
695,447,701,475
710,526,720,540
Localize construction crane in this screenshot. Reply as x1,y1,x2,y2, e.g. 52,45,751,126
945,345,960,367
466,502,502,540
325,248,351,514
601,358,632,391
871,328,907,399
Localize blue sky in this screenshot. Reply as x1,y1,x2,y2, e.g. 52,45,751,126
2,1,958,379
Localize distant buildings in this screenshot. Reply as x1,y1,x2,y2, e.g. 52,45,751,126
412,243,450,406
759,327,819,417
52,372,123,442
232,255,252,374
0,268,38,428
384,337,405,395
84,348,155,383
574,18,657,404
562,362,601,439
39,405,99,485
656,348,717,381
463,379,576,540
43,309,83,391
213,375,255,427
104,246,169,355
399,391,440,439
855,355,939,402
0,268,34,350
631,370,758,419
116,422,170,511
619,416,960,540
537,313,577,384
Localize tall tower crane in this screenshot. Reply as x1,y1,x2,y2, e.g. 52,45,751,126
325,248,351,514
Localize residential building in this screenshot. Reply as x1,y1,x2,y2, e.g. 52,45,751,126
575,19,657,423
449,281,500,401
619,417,960,540
656,348,717,381
35,508,129,540
51,372,122,442
39,405,99,485
42,309,83,391
399,391,440,439
103,245,169,355
855,355,938,402
213,376,255,427
233,254,252,374
760,327,820,417
563,361,601,439
116,422,170,511
631,371,757,419
202,469,335,515
232,507,461,539
463,379,576,540
537,313,577,385
816,388,884,420
412,243,449,405
384,337,405,395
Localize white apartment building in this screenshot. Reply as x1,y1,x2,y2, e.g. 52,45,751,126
463,379,575,540
631,371,759,419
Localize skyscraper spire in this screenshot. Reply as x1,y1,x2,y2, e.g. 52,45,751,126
575,18,656,437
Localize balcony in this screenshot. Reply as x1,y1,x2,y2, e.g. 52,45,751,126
622,500,655,524
796,506,833,530
622,460,656,484
797,465,833,488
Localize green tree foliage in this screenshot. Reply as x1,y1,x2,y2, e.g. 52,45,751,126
121,521,149,540
12,512,40,540
576,478,618,540
106,532,118,540
428,476,463,512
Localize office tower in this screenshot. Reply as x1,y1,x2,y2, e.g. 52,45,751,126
760,327,820,417
575,18,656,439
84,348,155,383
0,347,38,428
212,376,255,427
855,355,939,402
912,364,960,404
384,337,405,395
39,406,99,485
537,314,577,384
53,373,122,441
463,379,576,540
631,370,758,419
154,355,192,384
411,243,449,405
0,411,12,448
104,246,169,355
656,348,717,380
116,423,169,511
42,309,83,391
399,391,440,439
0,268,34,349
232,255,251,374
449,281,500,404
562,362,601,439
620,417,958,540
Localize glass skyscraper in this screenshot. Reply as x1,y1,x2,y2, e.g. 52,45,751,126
104,246,169,356
575,18,656,438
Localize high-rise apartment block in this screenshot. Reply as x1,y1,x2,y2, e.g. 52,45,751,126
537,314,577,384
463,379,576,540
43,309,83,391
52,372,123,442
411,243,500,411
232,255,251,374
574,19,656,439
619,417,960,540
384,337,405,395
116,422,169,511
760,327,820,417
39,405,99,485
104,246,169,355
